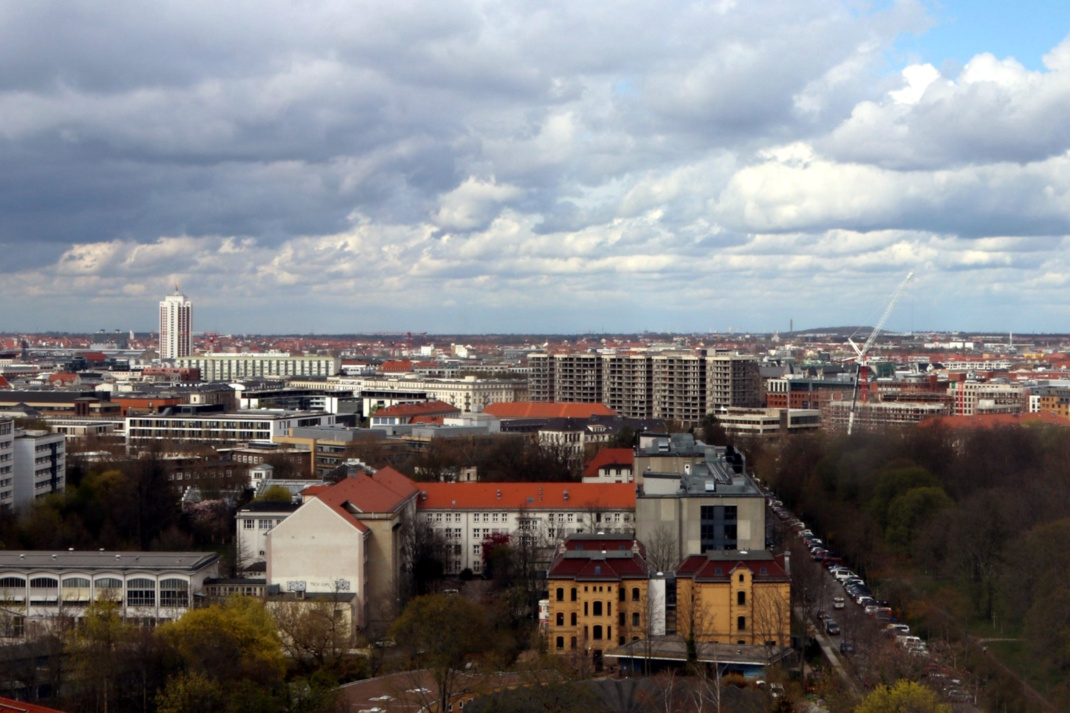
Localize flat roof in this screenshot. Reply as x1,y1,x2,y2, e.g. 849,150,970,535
0,551,219,572
605,635,788,666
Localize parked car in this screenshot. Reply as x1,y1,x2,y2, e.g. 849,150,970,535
832,596,845,609
839,640,855,655
885,623,910,635
825,619,840,636
855,595,875,608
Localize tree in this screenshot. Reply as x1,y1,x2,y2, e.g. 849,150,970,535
271,591,357,678
389,594,488,713
157,596,286,708
256,485,294,503
856,679,950,713
65,600,127,713
645,524,679,574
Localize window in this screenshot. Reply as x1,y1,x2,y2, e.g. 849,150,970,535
556,613,564,626
95,577,123,602
556,587,564,602
619,587,625,601
593,625,603,640
571,613,577,626
556,636,564,650
584,602,588,616
632,612,640,626
571,636,577,650
607,602,611,616
632,587,640,601
738,574,744,583
243,519,254,529
160,579,189,608
570,588,577,602
127,578,156,608
737,591,746,606
592,602,602,617
737,616,746,631
618,613,625,625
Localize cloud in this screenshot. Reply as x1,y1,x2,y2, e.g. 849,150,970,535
1,1,1069,332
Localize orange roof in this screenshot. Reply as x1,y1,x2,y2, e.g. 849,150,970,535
48,372,78,384
416,482,635,511
305,467,418,529
381,360,413,373
583,448,635,477
921,412,1069,430
483,402,617,419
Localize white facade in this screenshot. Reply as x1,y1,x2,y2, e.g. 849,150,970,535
126,410,335,446
236,501,297,567
330,375,526,414
176,352,341,381
0,551,218,632
12,430,66,511
0,420,13,510
159,289,193,360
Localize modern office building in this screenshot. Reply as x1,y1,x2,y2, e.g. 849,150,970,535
125,409,335,447
12,430,65,511
159,287,193,360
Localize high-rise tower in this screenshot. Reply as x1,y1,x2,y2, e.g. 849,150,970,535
159,285,192,360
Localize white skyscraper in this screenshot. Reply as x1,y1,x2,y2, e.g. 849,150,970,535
159,286,193,360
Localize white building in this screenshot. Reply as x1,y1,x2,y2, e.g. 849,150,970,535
12,430,65,511
416,482,636,575
126,409,335,447
159,288,193,360
236,500,300,568
293,375,527,414
0,420,13,510
0,551,219,633
175,352,341,381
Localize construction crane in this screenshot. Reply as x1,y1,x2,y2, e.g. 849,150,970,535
846,272,914,436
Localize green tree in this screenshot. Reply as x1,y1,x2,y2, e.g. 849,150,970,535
157,596,286,709
66,600,128,713
856,680,950,713
885,486,953,554
389,594,488,713
256,485,294,503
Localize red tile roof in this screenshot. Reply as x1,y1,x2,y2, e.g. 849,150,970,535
381,360,413,373
676,552,790,582
483,402,618,419
0,697,70,713
305,467,418,530
583,448,634,477
548,538,649,581
416,482,635,511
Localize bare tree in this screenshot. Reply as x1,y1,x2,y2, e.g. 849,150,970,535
646,524,680,574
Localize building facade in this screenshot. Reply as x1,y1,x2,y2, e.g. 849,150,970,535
175,353,341,381
547,534,651,659
159,288,193,360
126,410,335,447
12,430,66,511
0,551,219,633
675,550,791,647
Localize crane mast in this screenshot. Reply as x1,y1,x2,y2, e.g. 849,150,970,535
847,272,914,435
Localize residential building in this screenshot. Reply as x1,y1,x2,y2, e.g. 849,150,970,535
582,448,635,484
12,430,65,511
705,351,762,412
175,353,341,381
266,468,418,633
369,400,462,427
948,379,1027,416
0,420,13,510
416,481,636,575
674,550,791,647
547,534,651,660
0,550,219,630
159,288,193,360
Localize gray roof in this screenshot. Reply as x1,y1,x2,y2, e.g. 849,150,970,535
0,551,218,572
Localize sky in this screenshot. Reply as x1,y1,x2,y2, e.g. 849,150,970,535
3,1,1070,336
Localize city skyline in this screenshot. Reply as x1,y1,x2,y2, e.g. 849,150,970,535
3,2,1070,335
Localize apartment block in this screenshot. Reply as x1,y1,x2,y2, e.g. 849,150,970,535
175,353,341,381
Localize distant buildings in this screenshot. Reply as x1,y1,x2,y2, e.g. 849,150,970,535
159,287,193,360
175,352,341,381
529,349,761,422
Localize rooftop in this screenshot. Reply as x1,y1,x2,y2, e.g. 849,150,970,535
0,551,219,571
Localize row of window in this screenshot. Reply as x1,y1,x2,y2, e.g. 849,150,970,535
554,611,642,627
556,586,642,602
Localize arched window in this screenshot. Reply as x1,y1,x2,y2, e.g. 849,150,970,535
127,578,156,608
737,616,746,631
737,591,746,606
571,613,577,626
29,577,58,605
592,625,603,640
62,577,92,605
592,601,602,616
94,577,123,602
556,636,564,650
556,587,564,601
632,612,640,626
556,612,564,626
570,588,577,602
631,587,640,601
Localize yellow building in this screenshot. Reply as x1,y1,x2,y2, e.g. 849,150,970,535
675,550,791,647
547,534,651,666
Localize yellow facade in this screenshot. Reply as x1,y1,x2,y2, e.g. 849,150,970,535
548,578,649,654
676,568,790,646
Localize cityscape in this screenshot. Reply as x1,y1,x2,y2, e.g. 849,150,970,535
3,1,1070,712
